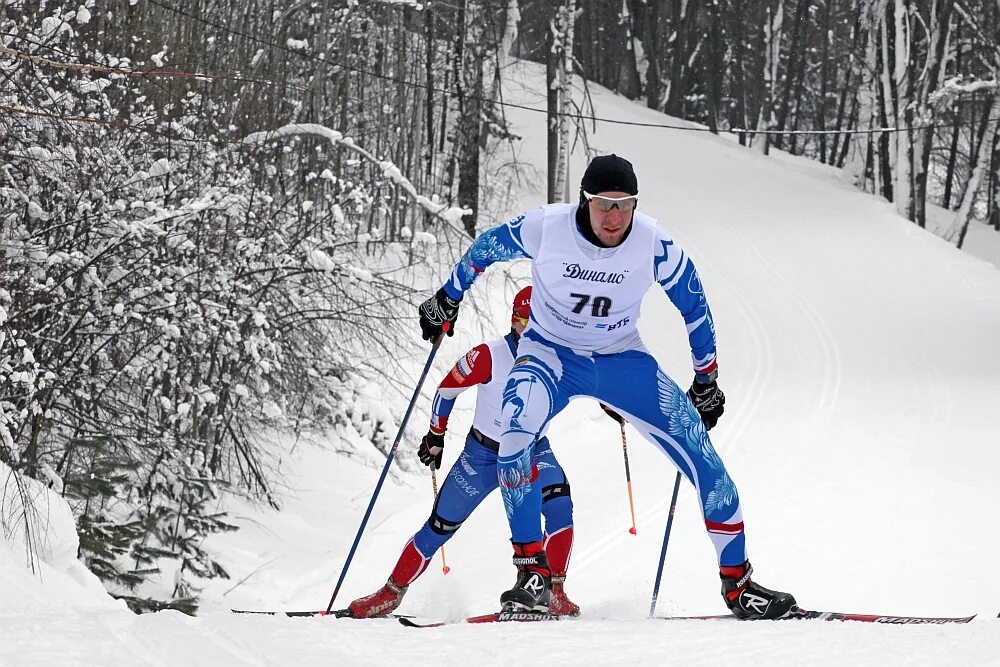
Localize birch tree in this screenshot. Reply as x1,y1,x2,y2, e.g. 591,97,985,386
955,85,1000,246
755,0,785,154
548,0,578,202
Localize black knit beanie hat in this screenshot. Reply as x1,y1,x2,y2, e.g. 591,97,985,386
580,154,639,197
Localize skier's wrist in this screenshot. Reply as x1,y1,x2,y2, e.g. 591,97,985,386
439,285,462,304
694,368,718,385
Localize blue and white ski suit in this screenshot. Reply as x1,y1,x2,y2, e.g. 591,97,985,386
440,204,746,566
411,332,573,561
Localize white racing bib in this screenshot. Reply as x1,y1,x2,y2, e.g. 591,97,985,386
527,204,656,353
471,337,516,442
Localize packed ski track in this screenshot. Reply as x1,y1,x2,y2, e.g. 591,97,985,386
4,61,1000,666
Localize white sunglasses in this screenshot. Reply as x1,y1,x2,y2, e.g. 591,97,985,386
583,191,639,212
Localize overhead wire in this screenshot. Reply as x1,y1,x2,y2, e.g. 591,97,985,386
140,0,1000,137
2,2,996,138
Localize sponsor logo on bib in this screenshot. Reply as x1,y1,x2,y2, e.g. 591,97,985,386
562,263,628,284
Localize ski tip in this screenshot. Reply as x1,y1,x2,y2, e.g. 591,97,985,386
655,608,978,624
231,609,332,617
629,527,637,535
399,616,446,628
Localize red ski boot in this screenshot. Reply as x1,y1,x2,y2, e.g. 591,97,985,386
347,580,406,618
548,577,580,617
544,527,580,616
346,538,429,618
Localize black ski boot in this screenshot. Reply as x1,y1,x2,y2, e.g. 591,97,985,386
720,561,796,620
500,541,551,612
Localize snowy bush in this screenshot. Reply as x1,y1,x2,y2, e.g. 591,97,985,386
0,0,472,613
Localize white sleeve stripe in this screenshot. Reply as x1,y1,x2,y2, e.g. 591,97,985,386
693,352,717,366
685,314,708,334
659,255,689,291
508,231,527,253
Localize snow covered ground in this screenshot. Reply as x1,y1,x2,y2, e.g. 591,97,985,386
4,61,1000,666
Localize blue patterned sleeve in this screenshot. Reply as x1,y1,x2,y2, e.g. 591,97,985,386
653,231,719,378
442,209,540,299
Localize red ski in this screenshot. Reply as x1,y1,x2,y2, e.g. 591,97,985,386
231,608,411,619
399,610,560,628
658,607,975,624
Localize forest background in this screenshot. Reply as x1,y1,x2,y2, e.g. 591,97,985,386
2,0,998,613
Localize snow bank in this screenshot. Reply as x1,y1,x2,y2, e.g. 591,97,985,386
0,462,121,612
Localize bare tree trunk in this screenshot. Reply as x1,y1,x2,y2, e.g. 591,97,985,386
890,0,915,221
635,0,664,110
830,5,863,166
560,1,577,201
955,86,1000,249
913,0,955,227
817,0,834,162
728,0,750,144
423,7,437,230
546,4,560,203
620,0,642,98
942,17,963,210
773,0,809,151
702,2,725,134
836,99,859,168
453,0,484,236
665,0,692,117
844,1,882,192
755,0,784,155
988,135,1000,231
547,0,576,202
874,4,895,202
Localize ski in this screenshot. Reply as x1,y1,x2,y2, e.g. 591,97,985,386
657,607,976,625
399,610,561,628
231,608,411,619
231,609,339,617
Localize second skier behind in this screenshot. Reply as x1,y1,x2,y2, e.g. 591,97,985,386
347,286,582,618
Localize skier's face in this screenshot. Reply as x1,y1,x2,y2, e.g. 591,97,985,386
511,313,528,336
587,191,635,246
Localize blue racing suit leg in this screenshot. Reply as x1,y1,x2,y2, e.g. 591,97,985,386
592,349,747,566
411,435,500,557
534,436,572,535
498,331,593,544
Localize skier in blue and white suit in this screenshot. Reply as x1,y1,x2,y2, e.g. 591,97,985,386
418,155,796,620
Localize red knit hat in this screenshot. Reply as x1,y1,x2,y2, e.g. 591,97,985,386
511,286,531,325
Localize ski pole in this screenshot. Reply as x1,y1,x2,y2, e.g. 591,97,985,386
620,422,638,535
430,467,451,575
648,471,683,617
325,325,449,613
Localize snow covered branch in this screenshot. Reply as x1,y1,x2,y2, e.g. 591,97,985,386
241,123,470,232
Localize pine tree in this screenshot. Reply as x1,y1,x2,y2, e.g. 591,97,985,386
164,453,237,601
62,435,146,590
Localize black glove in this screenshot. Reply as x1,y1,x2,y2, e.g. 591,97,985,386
599,403,625,425
418,288,461,341
418,430,445,469
687,378,726,430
